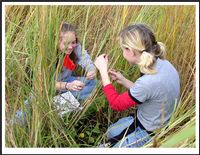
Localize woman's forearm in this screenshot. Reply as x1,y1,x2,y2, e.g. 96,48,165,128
99,70,133,88
56,81,67,90
121,78,134,89
99,70,111,86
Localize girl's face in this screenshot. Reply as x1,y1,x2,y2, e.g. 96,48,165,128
59,31,77,55
122,48,140,65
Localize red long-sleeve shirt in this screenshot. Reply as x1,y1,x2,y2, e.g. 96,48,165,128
103,84,137,111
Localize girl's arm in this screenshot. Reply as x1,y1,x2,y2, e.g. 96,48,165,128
99,68,111,86
99,70,137,111
56,81,67,90
103,84,137,111
121,78,134,89
94,54,137,111
56,81,85,91
109,69,134,89
74,43,96,73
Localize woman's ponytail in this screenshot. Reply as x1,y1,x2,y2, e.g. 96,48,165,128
138,51,157,74
154,42,166,59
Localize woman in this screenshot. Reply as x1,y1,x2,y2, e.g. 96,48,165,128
94,23,180,147
55,22,96,101
14,22,97,125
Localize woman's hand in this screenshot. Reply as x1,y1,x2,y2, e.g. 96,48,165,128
94,54,111,86
109,69,134,89
66,80,85,91
86,70,96,80
94,54,108,73
109,69,126,85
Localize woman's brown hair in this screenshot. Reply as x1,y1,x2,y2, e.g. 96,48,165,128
59,22,78,62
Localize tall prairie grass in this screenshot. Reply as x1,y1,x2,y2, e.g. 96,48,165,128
5,5,196,147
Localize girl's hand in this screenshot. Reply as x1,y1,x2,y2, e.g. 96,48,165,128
66,80,85,91
109,69,126,85
86,70,96,80
94,54,108,72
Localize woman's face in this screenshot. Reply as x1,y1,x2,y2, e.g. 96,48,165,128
122,47,140,65
59,31,77,55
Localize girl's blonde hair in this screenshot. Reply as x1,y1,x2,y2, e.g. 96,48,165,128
119,23,166,74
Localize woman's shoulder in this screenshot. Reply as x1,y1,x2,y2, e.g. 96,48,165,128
75,43,81,50
74,43,82,54
136,75,154,85
157,58,179,76
157,58,176,70
133,72,162,90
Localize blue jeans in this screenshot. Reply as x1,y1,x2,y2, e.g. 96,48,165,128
14,93,33,126
100,116,152,148
63,76,97,101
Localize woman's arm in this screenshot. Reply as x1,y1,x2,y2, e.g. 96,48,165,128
74,43,96,72
121,78,134,89
74,43,96,79
56,80,85,91
103,84,137,111
94,54,137,111
56,81,67,90
99,69,111,86
94,54,111,86
109,69,134,89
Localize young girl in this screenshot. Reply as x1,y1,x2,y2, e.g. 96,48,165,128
55,22,96,101
94,23,180,148
14,22,96,125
